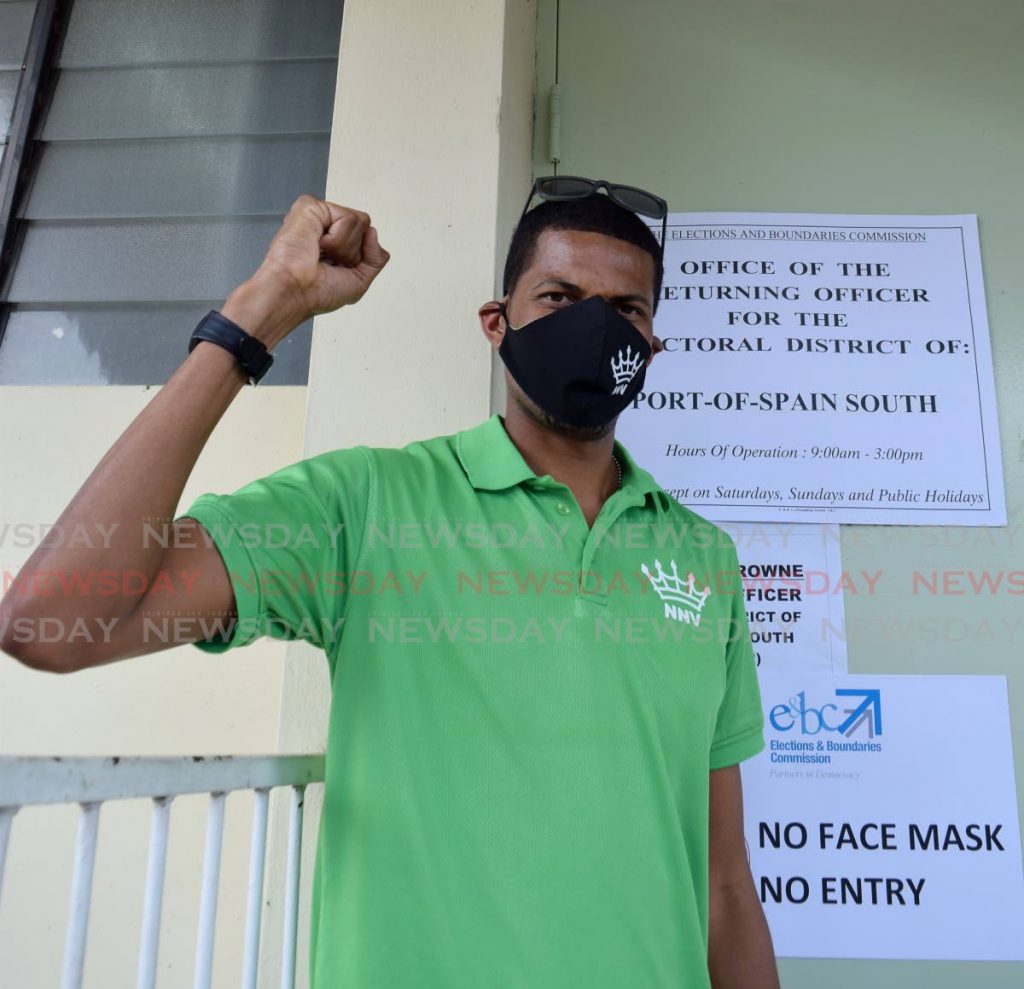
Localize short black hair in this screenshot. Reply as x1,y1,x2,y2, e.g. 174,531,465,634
502,194,664,315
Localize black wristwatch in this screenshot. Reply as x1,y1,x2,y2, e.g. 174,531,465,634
189,310,275,385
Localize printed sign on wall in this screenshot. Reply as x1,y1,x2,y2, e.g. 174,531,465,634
741,674,1024,960
724,523,847,674
618,213,1006,525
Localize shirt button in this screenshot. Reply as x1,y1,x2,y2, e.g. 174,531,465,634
556,502,571,515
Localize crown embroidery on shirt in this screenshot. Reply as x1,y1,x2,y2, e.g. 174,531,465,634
610,345,644,395
640,558,711,626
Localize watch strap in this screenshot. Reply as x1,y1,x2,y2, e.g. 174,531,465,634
189,310,274,385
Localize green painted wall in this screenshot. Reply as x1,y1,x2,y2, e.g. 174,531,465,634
533,1,1024,985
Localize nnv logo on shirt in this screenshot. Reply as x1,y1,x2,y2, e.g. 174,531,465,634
640,558,711,625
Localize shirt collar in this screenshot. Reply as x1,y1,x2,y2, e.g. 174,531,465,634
456,413,537,490
612,434,674,510
456,413,672,510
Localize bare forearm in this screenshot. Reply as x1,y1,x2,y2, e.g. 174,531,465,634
708,879,780,989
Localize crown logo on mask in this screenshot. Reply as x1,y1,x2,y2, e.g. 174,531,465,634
610,345,644,395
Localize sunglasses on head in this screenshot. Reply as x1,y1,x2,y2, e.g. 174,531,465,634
518,175,668,254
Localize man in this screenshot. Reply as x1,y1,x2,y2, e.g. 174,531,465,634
0,181,779,988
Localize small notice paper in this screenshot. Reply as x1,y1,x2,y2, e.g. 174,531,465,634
724,522,847,674
618,213,1006,525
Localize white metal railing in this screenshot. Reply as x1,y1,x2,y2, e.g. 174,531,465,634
0,754,325,989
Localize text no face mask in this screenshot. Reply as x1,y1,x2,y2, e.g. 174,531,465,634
497,295,652,429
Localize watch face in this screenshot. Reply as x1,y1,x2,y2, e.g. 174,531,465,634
238,336,262,362
238,336,273,381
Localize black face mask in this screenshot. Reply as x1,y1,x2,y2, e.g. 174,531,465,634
497,295,652,429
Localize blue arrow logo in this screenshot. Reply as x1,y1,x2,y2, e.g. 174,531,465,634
834,688,882,737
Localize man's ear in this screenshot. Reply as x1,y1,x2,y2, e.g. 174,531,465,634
478,298,508,351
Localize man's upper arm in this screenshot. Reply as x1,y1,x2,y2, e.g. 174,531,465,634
708,764,752,889
84,446,373,668
170,446,373,655
85,518,241,667
708,766,781,989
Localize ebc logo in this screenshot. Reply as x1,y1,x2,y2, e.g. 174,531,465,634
769,688,882,738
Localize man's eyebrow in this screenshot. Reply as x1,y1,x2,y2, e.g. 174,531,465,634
530,278,651,309
608,292,651,309
531,278,583,293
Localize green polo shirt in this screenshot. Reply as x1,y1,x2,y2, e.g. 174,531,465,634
176,413,765,989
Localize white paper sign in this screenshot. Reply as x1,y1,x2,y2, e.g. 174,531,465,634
723,523,847,674
742,674,1024,960
619,213,1006,525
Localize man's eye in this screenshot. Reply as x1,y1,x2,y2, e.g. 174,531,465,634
541,292,572,304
